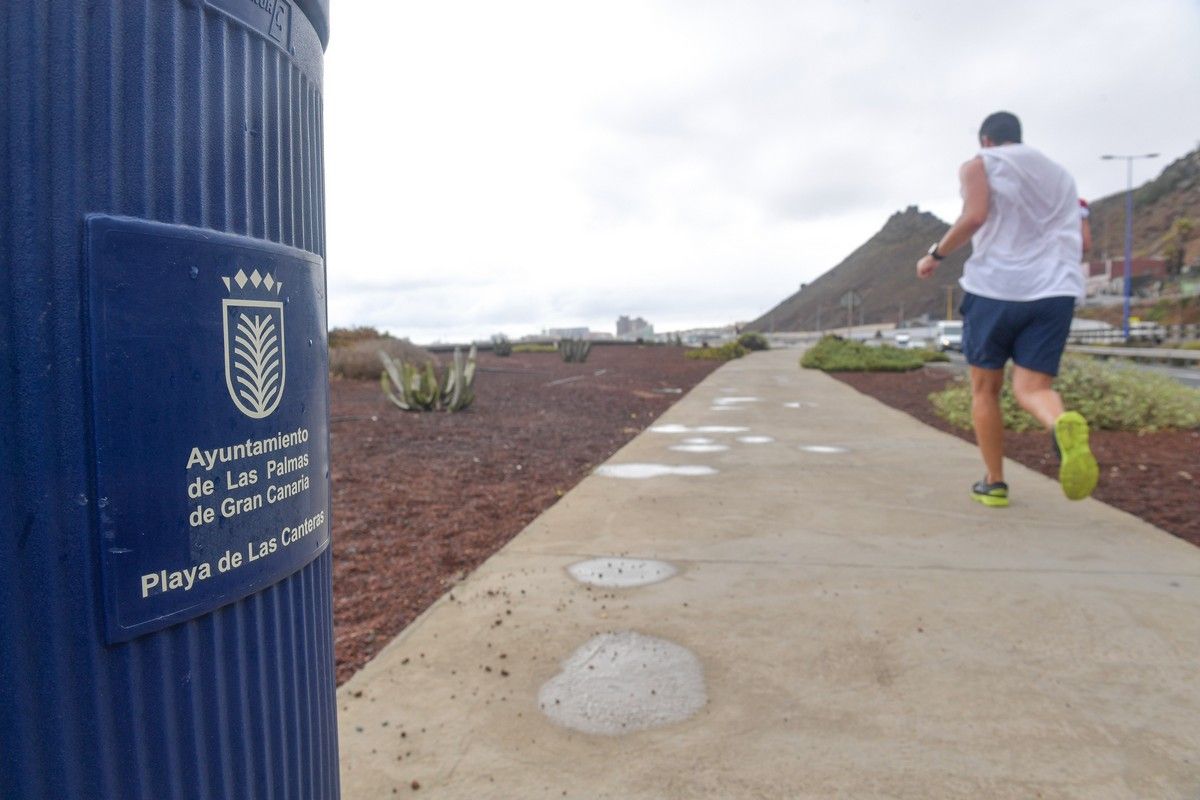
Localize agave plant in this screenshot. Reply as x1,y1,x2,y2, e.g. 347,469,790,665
559,338,592,363
379,344,477,412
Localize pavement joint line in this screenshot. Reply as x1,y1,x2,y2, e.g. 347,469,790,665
503,550,1200,579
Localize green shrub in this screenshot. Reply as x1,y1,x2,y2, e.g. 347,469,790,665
929,377,1041,432
1178,340,1200,351
513,343,557,353
492,334,513,357
737,331,770,351
330,337,434,380
1144,299,1172,322
685,341,748,361
912,348,951,364
800,336,927,372
328,326,386,349
930,357,1200,433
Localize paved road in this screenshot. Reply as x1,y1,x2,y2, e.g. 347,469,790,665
936,350,1200,388
338,349,1200,799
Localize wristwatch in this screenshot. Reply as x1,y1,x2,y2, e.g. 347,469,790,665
927,242,945,261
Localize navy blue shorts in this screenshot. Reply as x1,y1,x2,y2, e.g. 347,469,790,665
960,292,1075,376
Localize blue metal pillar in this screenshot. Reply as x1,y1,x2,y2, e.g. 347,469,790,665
1,2,338,798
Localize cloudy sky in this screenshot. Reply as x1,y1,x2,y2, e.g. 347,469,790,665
324,0,1200,343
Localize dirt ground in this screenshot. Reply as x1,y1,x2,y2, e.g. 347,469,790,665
329,346,722,684
833,366,1200,547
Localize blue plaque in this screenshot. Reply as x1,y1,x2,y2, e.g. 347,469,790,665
86,216,331,643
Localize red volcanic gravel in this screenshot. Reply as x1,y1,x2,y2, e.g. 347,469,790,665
329,346,722,684
833,366,1200,547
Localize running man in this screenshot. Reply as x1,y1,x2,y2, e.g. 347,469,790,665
916,111,1099,507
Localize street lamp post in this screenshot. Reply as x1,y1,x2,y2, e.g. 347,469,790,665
1100,152,1159,338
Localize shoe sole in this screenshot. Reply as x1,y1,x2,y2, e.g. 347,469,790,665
971,491,1009,508
1055,411,1099,501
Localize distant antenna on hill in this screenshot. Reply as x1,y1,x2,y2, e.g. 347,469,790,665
840,290,862,329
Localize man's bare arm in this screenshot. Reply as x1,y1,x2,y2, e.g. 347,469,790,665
917,157,989,279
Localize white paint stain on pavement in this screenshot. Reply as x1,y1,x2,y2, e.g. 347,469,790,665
648,425,749,435
596,464,718,479
538,631,707,736
670,444,730,453
802,445,848,454
567,558,677,588
738,435,774,444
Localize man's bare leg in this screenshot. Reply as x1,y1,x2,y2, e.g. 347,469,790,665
970,366,1006,483
1011,365,1064,428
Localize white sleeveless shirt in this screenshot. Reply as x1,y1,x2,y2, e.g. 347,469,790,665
959,143,1085,302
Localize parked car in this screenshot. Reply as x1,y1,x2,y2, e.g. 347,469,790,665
935,320,963,352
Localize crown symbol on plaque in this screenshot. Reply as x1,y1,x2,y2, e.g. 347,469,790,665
222,268,283,295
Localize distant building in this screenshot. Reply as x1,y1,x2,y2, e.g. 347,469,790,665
546,327,590,339
677,325,737,347
1084,258,1167,296
616,315,653,340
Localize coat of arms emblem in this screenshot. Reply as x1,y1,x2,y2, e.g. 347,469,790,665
222,268,285,419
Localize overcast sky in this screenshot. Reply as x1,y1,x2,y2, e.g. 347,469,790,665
324,0,1200,343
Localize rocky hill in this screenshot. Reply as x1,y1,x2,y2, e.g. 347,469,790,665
1087,146,1200,267
749,206,967,332
750,146,1200,333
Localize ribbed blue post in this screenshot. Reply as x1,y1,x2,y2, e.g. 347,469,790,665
0,3,337,798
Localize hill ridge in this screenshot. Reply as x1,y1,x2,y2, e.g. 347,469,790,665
749,146,1200,332
750,205,965,332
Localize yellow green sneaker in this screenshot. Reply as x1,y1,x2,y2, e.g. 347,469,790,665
971,478,1009,508
1053,411,1099,501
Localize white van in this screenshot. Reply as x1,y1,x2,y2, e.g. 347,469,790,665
935,320,963,352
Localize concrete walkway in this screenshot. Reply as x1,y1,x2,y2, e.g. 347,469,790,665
337,349,1200,799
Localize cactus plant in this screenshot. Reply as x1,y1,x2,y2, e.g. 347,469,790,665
379,344,477,412
559,338,592,363
443,344,477,410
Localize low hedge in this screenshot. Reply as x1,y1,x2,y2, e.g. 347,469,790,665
801,336,947,372
737,331,770,351
685,341,748,361
930,356,1200,433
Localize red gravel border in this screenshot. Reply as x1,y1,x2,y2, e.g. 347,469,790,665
832,366,1200,547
